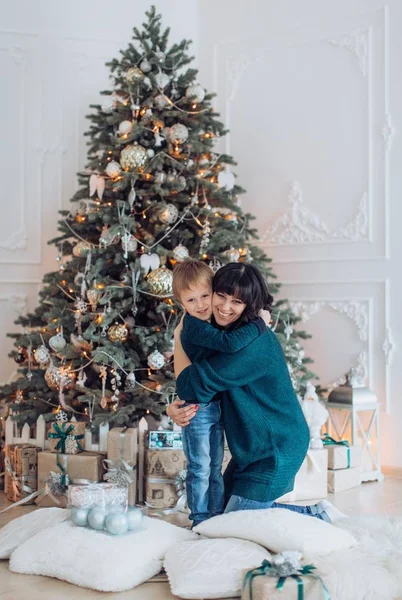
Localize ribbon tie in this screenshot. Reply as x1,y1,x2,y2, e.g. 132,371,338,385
322,434,351,468
103,458,136,486
48,422,84,454
243,558,331,600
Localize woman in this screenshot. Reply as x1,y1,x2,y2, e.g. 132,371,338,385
168,263,344,523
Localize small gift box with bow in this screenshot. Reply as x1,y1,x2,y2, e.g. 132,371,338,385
5,444,41,503
242,554,330,600
48,420,86,455
322,434,361,470
105,427,137,505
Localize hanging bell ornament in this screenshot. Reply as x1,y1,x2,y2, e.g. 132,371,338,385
49,333,67,352
120,144,148,171
173,244,190,262
107,323,128,343
125,66,145,85
147,350,166,370
105,161,121,178
147,267,173,296
34,345,51,365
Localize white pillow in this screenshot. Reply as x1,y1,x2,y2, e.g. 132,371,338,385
194,508,356,557
164,537,270,599
10,517,197,592
0,508,69,559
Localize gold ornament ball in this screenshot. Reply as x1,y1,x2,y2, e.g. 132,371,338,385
107,323,128,343
147,267,173,297
120,144,148,171
72,241,92,257
45,364,76,390
125,67,145,85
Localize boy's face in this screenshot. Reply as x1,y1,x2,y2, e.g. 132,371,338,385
180,281,213,321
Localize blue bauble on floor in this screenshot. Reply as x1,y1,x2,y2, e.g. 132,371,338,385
126,507,144,531
71,507,89,527
87,507,108,531
105,512,129,535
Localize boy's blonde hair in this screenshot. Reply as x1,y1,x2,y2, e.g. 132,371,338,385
172,260,213,301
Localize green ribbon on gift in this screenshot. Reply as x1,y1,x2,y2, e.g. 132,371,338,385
322,433,351,468
48,422,84,454
243,559,331,600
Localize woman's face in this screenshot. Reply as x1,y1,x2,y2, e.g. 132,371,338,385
212,291,247,327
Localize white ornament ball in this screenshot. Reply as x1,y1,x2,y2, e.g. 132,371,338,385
173,244,190,262
88,508,108,531
140,59,152,73
126,507,144,531
71,507,89,527
169,123,189,144
105,512,128,535
105,161,121,178
33,345,50,365
49,334,67,352
147,149,155,158
118,120,133,135
155,72,170,89
147,350,166,370
154,94,169,109
120,144,148,171
186,84,205,103
121,234,138,254
159,203,179,224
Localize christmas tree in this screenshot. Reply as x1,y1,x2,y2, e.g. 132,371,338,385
0,6,316,429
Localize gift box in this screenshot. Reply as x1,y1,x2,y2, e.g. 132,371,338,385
148,430,183,449
48,421,86,454
327,466,361,493
105,427,137,505
326,444,361,470
276,449,328,503
145,448,187,478
144,476,180,509
36,450,105,507
68,482,128,512
5,444,41,504
241,568,325,600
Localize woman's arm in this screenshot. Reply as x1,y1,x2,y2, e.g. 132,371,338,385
174,328,192,379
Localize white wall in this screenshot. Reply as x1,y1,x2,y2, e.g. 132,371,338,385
197,0,402,468
2,0,402,468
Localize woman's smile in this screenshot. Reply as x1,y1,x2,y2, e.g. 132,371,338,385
212,292,246,326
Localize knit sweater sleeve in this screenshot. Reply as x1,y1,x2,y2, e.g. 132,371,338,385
176,336,269,403
182,314,265,354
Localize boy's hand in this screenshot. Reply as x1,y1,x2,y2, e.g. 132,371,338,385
259,309,271,326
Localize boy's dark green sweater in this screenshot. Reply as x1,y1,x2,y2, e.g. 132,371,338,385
177,326,310,502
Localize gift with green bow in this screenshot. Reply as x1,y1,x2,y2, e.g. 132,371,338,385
242,553,331,600
322,434,361,470
48,420,86,454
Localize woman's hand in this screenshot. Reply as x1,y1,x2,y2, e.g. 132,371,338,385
166,399,198,427
259,309,271,326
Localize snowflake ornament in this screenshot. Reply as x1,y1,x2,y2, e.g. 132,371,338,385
65,435,79,455
55,409,68,423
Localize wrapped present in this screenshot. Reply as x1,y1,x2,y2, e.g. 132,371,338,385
48,421,86,454
148,430,183,449
277,449,328,503
5,444,41,504
105,427,137,505
242,556,330,600
322,435,361,470
144,471,187,510
145,448,187,478
68,482,128,512
327,466,361,493
36,450,104,507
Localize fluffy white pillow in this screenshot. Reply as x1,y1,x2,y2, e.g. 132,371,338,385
0,508,69,559
10,517,197,592
164,537,270,599
194,508,356,557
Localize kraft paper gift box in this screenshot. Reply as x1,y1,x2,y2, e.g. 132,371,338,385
327,466,361,493
276,449,328,503
327,444,361,470
241,568,325,600
5,444,41,504
48,421,86,454
35,450,104,507
106,427,137,505
145,448,187,478
144,476,179,509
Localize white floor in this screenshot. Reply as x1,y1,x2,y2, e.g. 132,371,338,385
0,474,401,600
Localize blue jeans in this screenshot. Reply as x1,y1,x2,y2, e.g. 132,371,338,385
225,494,331,522
182,401,224,527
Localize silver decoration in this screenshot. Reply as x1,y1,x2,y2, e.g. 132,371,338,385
173,244,190,262
185,83,205,103
105,161,121,178
147,350,166,370
33,345,50,365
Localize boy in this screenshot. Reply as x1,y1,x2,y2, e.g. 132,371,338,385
172,260,269,526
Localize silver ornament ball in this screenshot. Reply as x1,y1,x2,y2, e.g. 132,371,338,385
49,334,66,352
105,512,129,535
71,507,89,527
87,508,108,531
126,507,144,531
186,84,205,103
34,345,50,365
159,203,179,224
118,120,133,135
173,244,190,262
140,59,152,73
147,350,166,370
105,161,121,178
169,123,189,144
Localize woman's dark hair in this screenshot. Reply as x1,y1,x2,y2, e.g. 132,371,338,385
212,263,274,327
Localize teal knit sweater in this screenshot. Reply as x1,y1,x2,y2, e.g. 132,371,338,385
176,326,310,502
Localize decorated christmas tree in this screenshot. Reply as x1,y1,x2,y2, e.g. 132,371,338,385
0,6,316,430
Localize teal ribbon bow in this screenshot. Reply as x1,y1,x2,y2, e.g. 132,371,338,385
243,559,331,600
322,433,351,468
48,422,84,454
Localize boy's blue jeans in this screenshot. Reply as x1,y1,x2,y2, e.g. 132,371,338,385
182,401,224,527
225,494,330,522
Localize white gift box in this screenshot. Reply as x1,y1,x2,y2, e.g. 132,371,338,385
276,449,328,503
327,467,361,493
327,444,361,470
